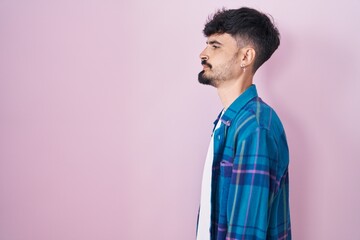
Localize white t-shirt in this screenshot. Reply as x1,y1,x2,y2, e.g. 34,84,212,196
197,114,223,240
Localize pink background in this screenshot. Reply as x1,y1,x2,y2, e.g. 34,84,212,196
1,0,360,239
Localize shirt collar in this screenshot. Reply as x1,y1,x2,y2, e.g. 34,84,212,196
215,84,258,127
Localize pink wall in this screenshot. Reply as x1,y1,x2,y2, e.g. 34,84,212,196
1,0,359,239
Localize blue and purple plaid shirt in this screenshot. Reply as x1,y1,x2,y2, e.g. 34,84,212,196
201,84,291,240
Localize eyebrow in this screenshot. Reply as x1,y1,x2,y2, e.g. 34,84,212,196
206,40,223,45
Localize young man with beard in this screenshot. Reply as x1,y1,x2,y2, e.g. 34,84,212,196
196,7,291,240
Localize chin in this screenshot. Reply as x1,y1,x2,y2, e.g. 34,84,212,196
198,71,210,84
198,72,217,87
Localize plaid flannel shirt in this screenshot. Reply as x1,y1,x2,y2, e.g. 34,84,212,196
204,84,291,240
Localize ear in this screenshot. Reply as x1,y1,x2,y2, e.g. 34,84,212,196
240,47,256,67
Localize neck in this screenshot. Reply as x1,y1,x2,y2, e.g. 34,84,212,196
217,74,253,110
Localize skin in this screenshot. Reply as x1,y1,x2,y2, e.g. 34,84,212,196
199,33,256,109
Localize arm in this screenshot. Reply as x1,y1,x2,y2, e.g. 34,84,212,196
226,128,278,240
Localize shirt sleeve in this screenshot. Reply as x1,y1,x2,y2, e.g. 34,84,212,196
225,127,280,240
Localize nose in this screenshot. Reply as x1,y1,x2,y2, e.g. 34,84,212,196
199,49,209,61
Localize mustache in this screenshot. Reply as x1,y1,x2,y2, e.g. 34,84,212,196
201,60,212,68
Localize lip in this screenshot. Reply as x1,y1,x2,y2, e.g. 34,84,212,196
202,65,210,70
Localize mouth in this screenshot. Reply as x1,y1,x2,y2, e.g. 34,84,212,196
201,60,212,70
202,64,211,70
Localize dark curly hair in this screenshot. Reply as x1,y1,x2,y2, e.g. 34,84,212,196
203,7,280,72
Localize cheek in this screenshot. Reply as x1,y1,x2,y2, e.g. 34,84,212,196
231,64,242,74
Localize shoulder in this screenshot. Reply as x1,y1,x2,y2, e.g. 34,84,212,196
230,97,289,168
232,97,286,142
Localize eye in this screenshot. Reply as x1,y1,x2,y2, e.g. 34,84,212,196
212,45,220,49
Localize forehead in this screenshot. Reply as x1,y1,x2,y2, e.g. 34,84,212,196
207,33,238,46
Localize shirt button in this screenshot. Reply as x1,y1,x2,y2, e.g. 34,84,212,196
218,135,221,140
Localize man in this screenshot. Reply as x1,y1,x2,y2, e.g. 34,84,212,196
196,7,291,240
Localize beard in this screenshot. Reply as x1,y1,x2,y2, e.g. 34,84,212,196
198,70,217,87
198,60,218,87
197,50,240,88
